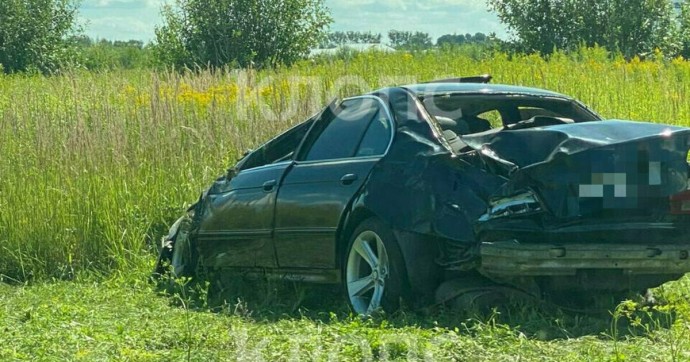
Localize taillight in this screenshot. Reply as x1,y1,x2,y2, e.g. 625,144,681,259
670,189,690,214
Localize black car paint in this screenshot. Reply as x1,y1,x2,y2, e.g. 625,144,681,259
274,157,379,269
198,161,290,268
173,82,690,301
466,121,690,244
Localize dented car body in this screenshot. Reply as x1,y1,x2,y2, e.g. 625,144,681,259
157,77,690,313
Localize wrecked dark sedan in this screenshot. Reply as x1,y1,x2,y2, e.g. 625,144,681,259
156,75,690,314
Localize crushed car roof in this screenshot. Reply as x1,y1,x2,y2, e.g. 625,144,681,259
401,83,569,98
462,120,690,170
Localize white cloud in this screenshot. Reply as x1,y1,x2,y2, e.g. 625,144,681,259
78,0,507,42
82,0,163,9
80,0,166,41
325,0,507,41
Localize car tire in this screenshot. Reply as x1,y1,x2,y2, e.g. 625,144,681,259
344,218,410,315
170,231,198,279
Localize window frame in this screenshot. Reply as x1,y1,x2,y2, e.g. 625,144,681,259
235,118,315,172
295,95,396,164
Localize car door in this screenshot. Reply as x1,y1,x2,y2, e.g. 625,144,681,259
196,121,312,269
274,96,395,269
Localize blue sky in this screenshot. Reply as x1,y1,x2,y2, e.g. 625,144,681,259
79,0,507,43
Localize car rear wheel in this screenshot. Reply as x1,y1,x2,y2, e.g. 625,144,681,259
344,218,409,315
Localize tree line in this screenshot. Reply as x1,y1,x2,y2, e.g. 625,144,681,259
4,0,690,74
320,31,494,50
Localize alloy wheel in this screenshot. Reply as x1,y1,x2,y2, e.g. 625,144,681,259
346,230,390,314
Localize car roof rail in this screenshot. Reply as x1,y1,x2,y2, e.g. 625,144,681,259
422,74,492,84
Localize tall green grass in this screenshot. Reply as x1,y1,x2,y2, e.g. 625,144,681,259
2,47,690,280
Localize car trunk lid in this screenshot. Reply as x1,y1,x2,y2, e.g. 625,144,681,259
461,120,690,242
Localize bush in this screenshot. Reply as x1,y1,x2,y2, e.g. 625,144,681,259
0,0,80,74
153,0,332,70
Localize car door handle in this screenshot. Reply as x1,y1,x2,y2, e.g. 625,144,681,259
340,174,358,185
263,180,277,192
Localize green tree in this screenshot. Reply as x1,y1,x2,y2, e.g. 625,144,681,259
487,0,678,58
0,0,80,74
437,34,467,47
154,0,332,69
680,0,690,58
321,31,382,48
437,32,492,47
72,36,154,70
388,30,432,50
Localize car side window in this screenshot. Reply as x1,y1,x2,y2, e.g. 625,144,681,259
303,98,389,161
355,110,392,157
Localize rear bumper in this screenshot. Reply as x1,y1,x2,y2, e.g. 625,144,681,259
479,241,690,276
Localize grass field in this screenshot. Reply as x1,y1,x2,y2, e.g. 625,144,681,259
2,271,690,360
3,48,690,360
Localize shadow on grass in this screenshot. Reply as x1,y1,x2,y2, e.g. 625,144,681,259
419,297,679,341
156,272,682,342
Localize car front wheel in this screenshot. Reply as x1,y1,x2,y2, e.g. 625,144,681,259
154,216,198,280
170,228,197,278
344,218,409,315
